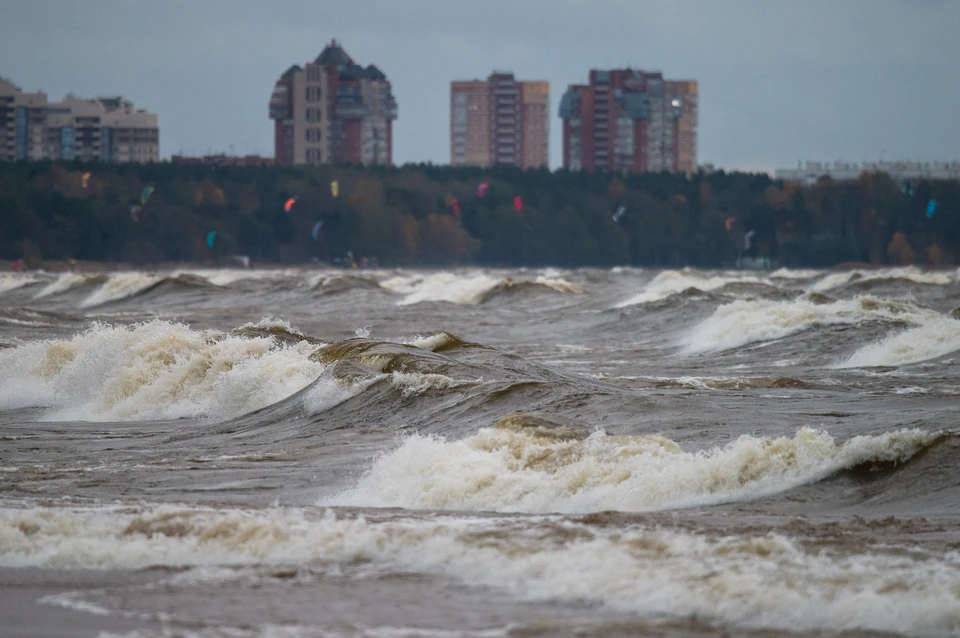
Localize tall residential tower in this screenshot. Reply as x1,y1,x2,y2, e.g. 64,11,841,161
559,69,697,173
269,40,397,166
450,72,548,169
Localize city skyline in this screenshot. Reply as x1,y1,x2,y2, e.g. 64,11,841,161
1,0,958,172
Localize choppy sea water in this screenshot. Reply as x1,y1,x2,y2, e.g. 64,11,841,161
1,265,960,637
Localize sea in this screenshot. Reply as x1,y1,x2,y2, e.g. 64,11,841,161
1,265,959,637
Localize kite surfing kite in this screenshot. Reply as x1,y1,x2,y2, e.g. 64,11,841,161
725,217,735,232
206,231,217,250
312,221,324,241
927,200,938,218
131,185,154,222
744,230,756,251
81,172,91,189
612,205,626,223
284,197,297,214
477,182,488,198
513,195,523,213
331,180,339,198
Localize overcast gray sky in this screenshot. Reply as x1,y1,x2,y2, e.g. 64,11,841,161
2,0,958,172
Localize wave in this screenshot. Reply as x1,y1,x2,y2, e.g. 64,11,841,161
683,295,938,353
177,268,301,287
0,320,326,421
328,412,935,514
768,267,823,280
380,272,582,305
616,269,773,307
77,272,213,308
616,375,815,390
839,315,960,368
31,272,102,299
809,266,957,293
307,272,383,294
5,501,958,635
0,273,40,295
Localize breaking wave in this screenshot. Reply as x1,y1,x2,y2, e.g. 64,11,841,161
683,295,938,353
3,503,958,635
809,267,957,293
32,272,100,299
0,320,326,421
839,315,960,368
380,272,582,305
328,413,935,514
616,269,771,307
0,273,40,295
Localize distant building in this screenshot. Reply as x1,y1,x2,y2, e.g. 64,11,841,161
450,72,548,169
559,69,697,174
171,154,274,166
269,39,397,166
775,160,960,183
0,77,158,163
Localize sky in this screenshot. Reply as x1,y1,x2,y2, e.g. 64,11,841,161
2,0,958,172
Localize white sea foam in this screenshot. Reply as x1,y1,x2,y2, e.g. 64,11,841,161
615,269,769,307
839,316,960,368
0,273,40,294
683,296,937,353
32,272,91,298
809,266,956,292
389,371,482,397
79,273,165,308
380,272,505,305
0,320,325,421
533,275,584,294
328,426,933,514
768,267,823,280
3,503,958,635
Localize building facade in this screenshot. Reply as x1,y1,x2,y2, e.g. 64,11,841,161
270,40,397,166
0,77,158,163
559,69,697,174
450,72,548,169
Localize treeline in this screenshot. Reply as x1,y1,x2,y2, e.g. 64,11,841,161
1,160,958,267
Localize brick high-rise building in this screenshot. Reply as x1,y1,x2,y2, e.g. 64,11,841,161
559,69,697,174
0,77,158,163
450,72,548,169
269,40,397,166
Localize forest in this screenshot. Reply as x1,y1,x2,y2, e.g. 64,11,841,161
1,160,957,268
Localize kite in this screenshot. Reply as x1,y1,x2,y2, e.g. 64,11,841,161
130,205,141,222
513,195,523,213
312,221,324,241
140,186,154,205
725,217,735,232
477,182,488,198
81,172,91,189
206,231,217,250
744,230,756,251
612,205,626,223
927,199,937,218
284,197,297,214
331,180,339,198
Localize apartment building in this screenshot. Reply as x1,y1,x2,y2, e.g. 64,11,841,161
450,72,548,169
559,69,697,174
270,39,397,166
0,77,158,163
